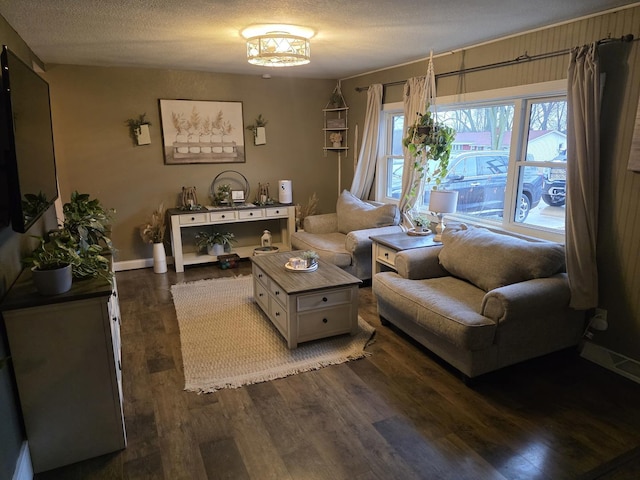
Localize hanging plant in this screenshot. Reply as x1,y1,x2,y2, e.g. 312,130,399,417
402,107,456,198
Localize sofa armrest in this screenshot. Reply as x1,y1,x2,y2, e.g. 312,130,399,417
303,213,338,234
394,245,447,280
481,273,571,323
345,225,404,255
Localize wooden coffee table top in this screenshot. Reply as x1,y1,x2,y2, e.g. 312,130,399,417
250,251,361,294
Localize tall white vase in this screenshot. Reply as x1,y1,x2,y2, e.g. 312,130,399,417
153,243,167,273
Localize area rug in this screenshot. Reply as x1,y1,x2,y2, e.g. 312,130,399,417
171,275,375,393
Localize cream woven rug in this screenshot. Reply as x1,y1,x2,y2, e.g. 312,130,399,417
171,275,375,393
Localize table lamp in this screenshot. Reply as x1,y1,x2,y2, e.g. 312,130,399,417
429,190,459,242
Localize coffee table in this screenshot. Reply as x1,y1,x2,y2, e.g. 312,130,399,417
250,251,361,348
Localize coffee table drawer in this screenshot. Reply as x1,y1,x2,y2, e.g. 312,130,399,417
376,245,397,267
269,298,288,334
297,288,352,311
254,266,268,287
254,281,269,311
269,281,288,308
298,306,352,339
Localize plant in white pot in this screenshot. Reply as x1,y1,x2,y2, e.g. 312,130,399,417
195,230,236,257
140,203,167,273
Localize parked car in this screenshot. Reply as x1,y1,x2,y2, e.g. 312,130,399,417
541,152,566,206
421,151,543,222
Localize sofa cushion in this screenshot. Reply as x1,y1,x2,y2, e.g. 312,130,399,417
290,232,352,267
438,227,565,292
336,190,399,234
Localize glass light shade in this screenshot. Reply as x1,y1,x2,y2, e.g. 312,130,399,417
429,190,459,213
246,34,310,67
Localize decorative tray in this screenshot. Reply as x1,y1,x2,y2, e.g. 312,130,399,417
284,262,318,272
407,228,431,236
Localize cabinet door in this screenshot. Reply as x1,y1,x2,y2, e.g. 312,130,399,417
4,297,126,473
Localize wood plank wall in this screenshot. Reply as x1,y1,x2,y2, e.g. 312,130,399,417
341,5,640,361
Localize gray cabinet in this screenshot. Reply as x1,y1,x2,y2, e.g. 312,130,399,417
0,272,126,473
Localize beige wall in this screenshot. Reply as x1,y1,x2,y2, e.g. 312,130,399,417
342,6,640,361
44,66,336,263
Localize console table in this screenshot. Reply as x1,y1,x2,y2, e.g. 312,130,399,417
169,204,296,272
370,232,438,274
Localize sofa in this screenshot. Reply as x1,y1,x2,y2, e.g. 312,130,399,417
372,225,585,380
291,190,403,281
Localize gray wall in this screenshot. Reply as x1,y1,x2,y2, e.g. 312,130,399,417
44,65,336,263
341,6,640,361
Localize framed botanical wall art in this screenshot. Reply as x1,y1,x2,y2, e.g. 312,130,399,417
158,99,245,165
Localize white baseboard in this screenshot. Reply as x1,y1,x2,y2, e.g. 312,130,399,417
581,341,640,385
12,442,32,480
113,256,174,272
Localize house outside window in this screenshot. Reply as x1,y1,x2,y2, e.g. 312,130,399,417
376,80,567,242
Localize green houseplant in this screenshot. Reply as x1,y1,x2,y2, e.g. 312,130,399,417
403,108,456,195
23,231,80,295
300,250,319,268
195,230,236,257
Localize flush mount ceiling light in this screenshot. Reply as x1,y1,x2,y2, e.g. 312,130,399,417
241,24,314,67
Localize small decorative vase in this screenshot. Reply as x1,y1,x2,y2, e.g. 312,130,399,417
332,142,341,148
153,243,167,274
200,134,212,153
31,264,73,296
208,243,224,256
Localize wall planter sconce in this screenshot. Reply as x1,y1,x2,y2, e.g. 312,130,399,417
125,113,152,146
246,114,268,146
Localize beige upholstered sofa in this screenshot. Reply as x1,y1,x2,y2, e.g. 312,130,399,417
291,190,403,281
373,225,585,380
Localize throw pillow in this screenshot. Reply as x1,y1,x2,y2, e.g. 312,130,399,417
438,227,565,291
336,190,399,234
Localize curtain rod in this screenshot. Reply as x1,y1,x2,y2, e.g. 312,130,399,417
354,34,636,92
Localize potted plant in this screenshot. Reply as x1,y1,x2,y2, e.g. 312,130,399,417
246,114,268,145
300,250,319,268
140,203,167,273
125,113,152,145
62,191,115,252
195,230,236,257
403,107,456,195
23,232,80,295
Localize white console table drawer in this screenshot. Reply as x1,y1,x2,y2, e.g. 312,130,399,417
266,207,288,218
297,288,352,311
209,210,237,222
239,209,264,220
179,213,208,224
297,306,353,339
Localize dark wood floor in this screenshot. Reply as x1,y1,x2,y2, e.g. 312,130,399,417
35,260,640,480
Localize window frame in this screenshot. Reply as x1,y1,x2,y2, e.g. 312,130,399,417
375,102,404,204
375,80,567,243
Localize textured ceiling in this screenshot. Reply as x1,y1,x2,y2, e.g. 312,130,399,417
0,0,637,79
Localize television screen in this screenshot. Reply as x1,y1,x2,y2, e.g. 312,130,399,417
0,45,58,233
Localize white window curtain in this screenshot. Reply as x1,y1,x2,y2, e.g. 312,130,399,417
350,84,383,199
566,43,601,310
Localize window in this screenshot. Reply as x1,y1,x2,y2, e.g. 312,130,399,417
376,105,404,202
376,81,567,241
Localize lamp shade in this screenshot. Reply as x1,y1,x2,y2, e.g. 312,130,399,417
429,190,458,213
